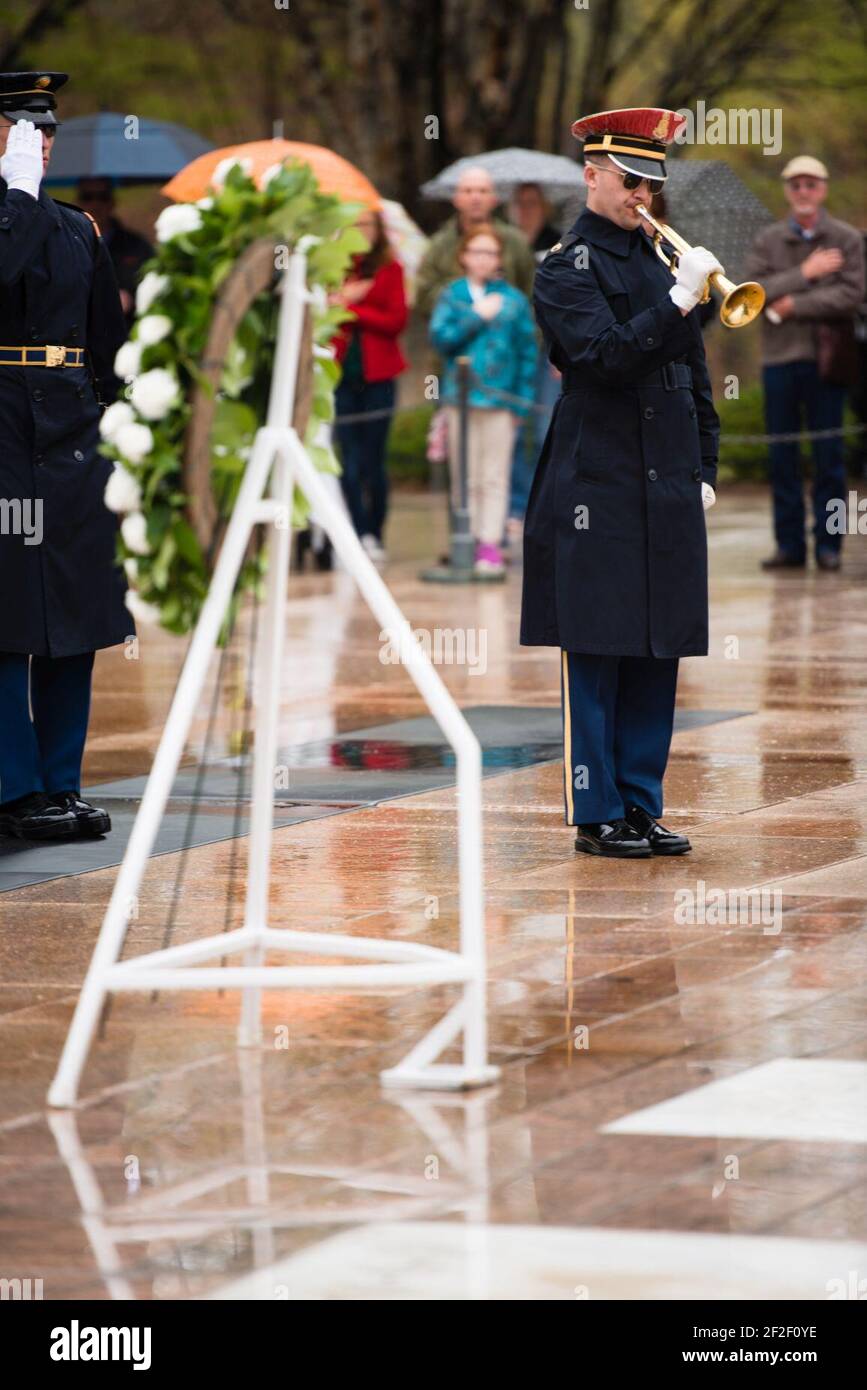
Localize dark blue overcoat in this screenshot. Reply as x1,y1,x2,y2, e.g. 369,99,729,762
0,177,130,657
521,207,720,658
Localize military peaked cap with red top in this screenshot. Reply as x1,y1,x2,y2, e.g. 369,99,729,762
571,107,686,182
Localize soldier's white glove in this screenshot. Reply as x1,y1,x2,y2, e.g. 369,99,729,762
702,482,716,510
0,119,43,200
669,246,723,313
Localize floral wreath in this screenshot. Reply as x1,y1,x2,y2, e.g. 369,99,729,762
101,155,365,634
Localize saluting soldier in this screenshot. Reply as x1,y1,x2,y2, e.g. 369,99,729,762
0,73,130,840
521,108,721,859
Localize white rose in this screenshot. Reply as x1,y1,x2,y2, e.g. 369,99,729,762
114,421,154,465
125,589,161,626
135,271,170,315
260,162,285,189
196,195,214,210
99,399,135,443
124,557,139,582
114,339,143,380
296,234,322,255
155,203,203,244
210,155,253,190
137,314,172,347
130,368,179,421
121,511,150,555
104,463,142,514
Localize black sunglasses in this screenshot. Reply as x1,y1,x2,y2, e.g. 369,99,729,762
592,164,664,197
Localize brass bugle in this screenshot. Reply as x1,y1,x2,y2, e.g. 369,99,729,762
636,204,765,329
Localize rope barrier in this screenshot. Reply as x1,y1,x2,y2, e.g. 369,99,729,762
334,389,867,444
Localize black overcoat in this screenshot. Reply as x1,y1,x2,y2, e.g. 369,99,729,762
0,177,131,657
521,207,720,658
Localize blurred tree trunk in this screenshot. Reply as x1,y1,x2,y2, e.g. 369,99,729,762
273,0,793,220
29,0,797,223
577,0,624,117
0,0,86,68
283,0,570,225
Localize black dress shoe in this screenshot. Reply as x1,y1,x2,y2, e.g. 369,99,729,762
761,549,806,570
47,791,111,836
0,791,79,840
625,804,691,855
816,550,842,571
574,819,651,858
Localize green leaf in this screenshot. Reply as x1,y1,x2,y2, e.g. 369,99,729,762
210,258,236,291
307,441,340,476
220,337,254,398
160,594,182,625
173,519,206,570
211,397,258,450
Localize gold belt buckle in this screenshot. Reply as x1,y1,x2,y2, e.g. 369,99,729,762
45,344,66,367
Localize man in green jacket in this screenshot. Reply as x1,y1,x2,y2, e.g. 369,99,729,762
415,166,536,318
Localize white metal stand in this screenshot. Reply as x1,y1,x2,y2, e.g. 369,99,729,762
47,251,499,1108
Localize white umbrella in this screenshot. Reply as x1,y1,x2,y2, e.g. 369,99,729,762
379,198,429,304
421,148,583,204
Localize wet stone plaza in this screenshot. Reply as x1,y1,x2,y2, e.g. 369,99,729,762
2,484,866,1301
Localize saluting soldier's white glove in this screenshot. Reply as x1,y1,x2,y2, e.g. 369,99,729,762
702,482,716,510
669,246,723,313
0,119,43,200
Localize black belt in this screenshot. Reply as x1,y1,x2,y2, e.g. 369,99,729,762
0,345,85,367
561,362,693,392
642,363,693,389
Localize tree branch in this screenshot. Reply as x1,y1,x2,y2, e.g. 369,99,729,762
0,0,88,69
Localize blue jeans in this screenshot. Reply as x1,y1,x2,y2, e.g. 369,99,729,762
334,378,396,541
508,356,560,521
763,360,847,559
0,651,95,805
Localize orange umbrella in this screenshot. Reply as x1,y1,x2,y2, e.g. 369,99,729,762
162,139,380,207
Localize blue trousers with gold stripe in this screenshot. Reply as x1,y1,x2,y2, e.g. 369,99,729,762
0,651,95,807
560,651,679,825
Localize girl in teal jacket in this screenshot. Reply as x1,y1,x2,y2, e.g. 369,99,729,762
429,224,537,576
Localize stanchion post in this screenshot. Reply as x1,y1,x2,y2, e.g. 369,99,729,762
448,356,475,573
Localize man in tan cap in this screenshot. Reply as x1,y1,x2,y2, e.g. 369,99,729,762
746,156,864,570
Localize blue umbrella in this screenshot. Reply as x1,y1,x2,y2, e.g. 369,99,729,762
44,112,214,186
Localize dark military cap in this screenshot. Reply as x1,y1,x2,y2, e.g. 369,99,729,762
571,107,686,182
0,72,68,128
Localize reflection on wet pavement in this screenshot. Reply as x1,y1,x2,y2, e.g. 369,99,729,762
1,486,866,1300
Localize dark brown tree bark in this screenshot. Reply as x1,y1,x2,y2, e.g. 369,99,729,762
0,0,87,69
5,0,816,225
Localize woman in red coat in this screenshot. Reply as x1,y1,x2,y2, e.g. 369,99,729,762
330,209,408,562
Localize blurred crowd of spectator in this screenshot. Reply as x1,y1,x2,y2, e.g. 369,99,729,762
327,156,864,578
107,155,866,580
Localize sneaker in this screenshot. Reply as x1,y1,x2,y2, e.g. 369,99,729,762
474,542,505,578
361,534,387,564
